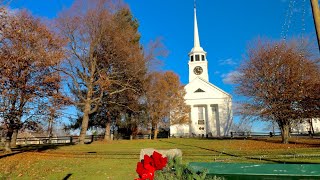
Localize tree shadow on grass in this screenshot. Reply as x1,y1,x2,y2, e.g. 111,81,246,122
62,173,72,180
191,136,320,147
159,140,320,164
0,143,74,159
249,137,320,147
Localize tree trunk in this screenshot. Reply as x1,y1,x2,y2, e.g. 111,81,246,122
131,125,138,139
79,102,90,145
10,129,18,147
309,119,315,135
48,118,53,143
153,125,158,140
280,124,290,144
1,129,5,145
4,128,13,153
0,136,5,145
104,122,111,141
153,129,158,140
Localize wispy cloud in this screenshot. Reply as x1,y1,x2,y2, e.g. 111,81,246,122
219,58,237,66
221,71,242,84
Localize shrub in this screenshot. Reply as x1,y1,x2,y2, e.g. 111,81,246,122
155,157,223,180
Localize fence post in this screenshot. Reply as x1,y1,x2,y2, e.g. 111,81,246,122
269,132,273,137
91,135,94,143
48,136,52,144
70,136,73,144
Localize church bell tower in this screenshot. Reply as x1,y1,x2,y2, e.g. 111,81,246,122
188,2,209,83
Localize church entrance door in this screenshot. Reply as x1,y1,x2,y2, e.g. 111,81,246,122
197,106,206,137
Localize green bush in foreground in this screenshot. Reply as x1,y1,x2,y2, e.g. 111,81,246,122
155,157,223,180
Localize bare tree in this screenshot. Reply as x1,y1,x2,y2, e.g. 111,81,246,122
56,0,151,144
0,9,65,152
231,117,253,133
234,39,320,144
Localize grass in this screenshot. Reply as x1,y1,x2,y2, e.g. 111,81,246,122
1,137,320,179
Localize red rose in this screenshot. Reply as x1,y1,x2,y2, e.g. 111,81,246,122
136,162,150,178
136,156,155,180
141,172,154,180
152,151,168,170
143,154,155,168
135,151,168,180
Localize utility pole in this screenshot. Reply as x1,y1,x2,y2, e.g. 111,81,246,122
310,0,320,51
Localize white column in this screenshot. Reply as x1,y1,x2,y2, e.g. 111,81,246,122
206,104,212,136
190,104,197,136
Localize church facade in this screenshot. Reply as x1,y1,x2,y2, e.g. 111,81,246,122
170,5,232,137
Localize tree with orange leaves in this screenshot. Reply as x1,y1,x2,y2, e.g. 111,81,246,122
0,9,65,152
145,71,190,139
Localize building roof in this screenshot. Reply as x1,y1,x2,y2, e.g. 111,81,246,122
185,76,232,99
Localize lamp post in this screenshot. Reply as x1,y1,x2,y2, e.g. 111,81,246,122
310,0,320,52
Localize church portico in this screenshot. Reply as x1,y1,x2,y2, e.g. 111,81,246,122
190,104,208,136
185,98,230,137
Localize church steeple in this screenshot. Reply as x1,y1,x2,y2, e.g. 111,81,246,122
194,3,201,48
188,0,209,82
189,0,206,56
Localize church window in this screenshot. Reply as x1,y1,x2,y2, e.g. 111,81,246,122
195,55,200,61
191,55,194,62
202,55,205,61
198,120,204,125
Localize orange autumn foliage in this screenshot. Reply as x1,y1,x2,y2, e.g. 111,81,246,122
145,71,190,139
0,9,65,152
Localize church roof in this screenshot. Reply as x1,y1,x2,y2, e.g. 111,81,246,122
186,77,232,98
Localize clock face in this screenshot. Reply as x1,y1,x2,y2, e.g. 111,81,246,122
193,66,203,75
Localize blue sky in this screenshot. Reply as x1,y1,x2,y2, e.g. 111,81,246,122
8,0,319,131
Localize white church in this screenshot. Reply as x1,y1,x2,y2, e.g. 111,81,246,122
170,5,232,137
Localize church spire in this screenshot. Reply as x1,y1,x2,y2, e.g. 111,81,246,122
190,0,205,54
194,0,201,48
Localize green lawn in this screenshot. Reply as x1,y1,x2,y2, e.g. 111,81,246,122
1,138,320,179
